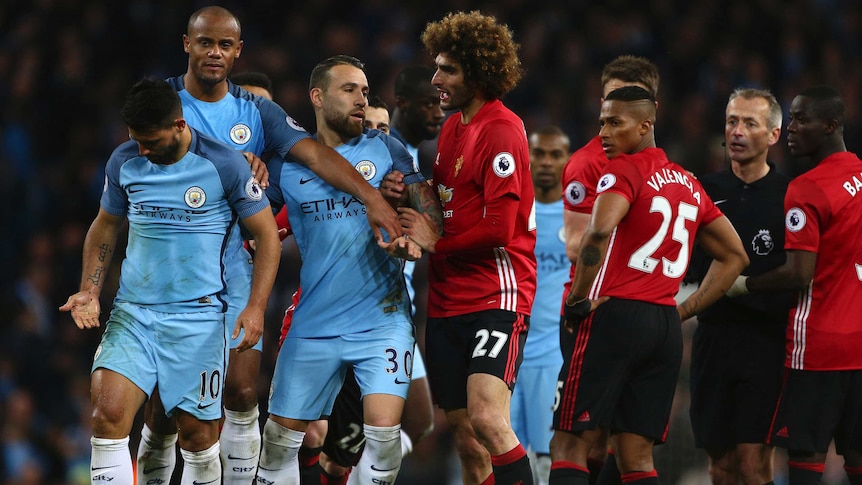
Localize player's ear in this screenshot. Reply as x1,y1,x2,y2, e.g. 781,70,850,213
639,118,653,135
235,40,243,58
174,118,187,132
183,34,191,54
310,87,324,108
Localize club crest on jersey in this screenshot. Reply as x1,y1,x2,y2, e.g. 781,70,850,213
438,184,453,205
751,229,774,255
230,124,252,145
565,181,587,205
355,160,377,181
493,152,516,178
245,176,263,200
286,115,307,132
785,207,806,232
185,186,206,208
596,174,616,193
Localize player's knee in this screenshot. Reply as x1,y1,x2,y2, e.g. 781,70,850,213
467,409,508,444
91,405,129,437
222,375,258,409
737,450,770,484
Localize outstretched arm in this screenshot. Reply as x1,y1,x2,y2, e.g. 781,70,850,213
677,215,749,321
59,208,124,329
289,138,401,241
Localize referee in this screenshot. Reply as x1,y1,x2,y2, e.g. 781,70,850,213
687,88,793,485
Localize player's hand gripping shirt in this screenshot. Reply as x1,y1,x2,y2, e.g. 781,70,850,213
588,148,722,306
100,129,270,312
782,151,862,370
428,99,537,317
266,130,423,338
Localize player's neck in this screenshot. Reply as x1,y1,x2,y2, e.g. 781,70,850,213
731,158,770,184
459,94,488,125
315,124,350,149
535,186,561,204
183,72,229,102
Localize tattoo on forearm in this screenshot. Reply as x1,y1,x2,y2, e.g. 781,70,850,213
410,183,444,235
97,243,111,262
86,266,104,288
580,244,601,267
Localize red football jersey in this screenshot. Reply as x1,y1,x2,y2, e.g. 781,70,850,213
427,99,537,317
586,148,722,306
783,151,862,370
560,136,607,310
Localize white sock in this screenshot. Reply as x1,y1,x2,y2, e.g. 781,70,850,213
136,424,178,484
179,442,221,485
400,429,413,457
535,453,552,485
256,419,305,485
91,436,132,484
351,424,402,485
220,405,261,485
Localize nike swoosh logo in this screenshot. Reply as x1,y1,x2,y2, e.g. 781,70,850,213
227,454,255,460
370,464,398,472
714,199,728,205
91,465,121,471
197,401,216,409
129,188,144,193
143,465,168,474
394,378,409,384
299,177,316,184
193,480,219,485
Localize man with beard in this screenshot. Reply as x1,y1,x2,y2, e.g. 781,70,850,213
135,8,401,485
59,78,280,485
255,55,442,485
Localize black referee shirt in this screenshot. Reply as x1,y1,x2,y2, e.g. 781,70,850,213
687,163,794,325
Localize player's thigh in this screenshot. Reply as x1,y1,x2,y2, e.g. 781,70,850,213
347,321,414,402
768,368,844,454
615,300,682,443
269,336,346,421
155,310,227,421
92,301,159,402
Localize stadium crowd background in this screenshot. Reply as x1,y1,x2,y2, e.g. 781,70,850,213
1,0,860,483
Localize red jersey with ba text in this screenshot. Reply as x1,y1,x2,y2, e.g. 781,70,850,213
427,99,537,317
587,148,722,306
560,136,606,310
783,151,862,370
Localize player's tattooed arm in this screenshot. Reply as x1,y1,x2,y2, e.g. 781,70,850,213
579,244,602,267
406,181,444,235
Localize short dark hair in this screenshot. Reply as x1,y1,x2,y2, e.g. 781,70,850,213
368,95,388,111
187,6,241,37
309,55,366,92
230,71,272,94
601,55,660,98
605,85,656,103
120,78,182,131
798,85,845,126
394,65,435,98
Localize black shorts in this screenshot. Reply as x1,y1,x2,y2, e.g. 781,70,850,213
689,320,785,449
321,368,365,467
767,368,862,455
553,298,681,443
426,309,529,410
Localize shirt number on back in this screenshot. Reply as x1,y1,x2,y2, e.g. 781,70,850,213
628,196,698,278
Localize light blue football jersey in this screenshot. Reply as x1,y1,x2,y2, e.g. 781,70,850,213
166,76,310,282
100,129,269,313
525,199,568,367
267,130,424,338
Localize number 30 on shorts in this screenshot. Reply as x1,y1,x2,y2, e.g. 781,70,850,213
472,329,509,358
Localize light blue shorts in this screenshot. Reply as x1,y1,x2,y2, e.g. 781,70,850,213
224,272,263,353
510,364,558,454
92,300,227,420
268,321,415,421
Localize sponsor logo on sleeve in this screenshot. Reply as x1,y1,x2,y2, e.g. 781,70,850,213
596,174,616,193
564,181,587,205
492,152,516,178
245,177,263,200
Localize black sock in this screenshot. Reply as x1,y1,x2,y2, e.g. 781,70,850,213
596,452,621,485
549,462,590,485
491,444,534,485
